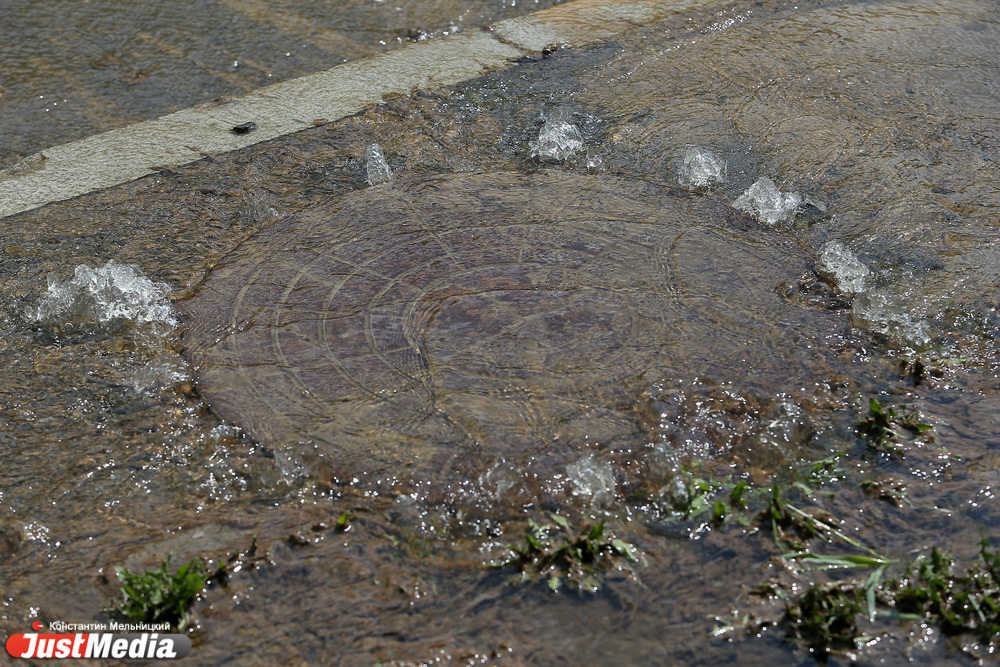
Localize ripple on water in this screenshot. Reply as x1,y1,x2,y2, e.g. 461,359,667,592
181,170,851,486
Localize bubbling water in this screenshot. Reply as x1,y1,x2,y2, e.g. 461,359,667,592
529,111,584,162
733,177,801,227
29,260,176,340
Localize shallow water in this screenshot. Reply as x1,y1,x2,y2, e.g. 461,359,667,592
0,0,568,167
1,0,998,664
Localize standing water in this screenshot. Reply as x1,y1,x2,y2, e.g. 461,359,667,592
1,0,998,664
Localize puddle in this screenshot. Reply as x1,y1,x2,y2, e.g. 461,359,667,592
1,0,998,664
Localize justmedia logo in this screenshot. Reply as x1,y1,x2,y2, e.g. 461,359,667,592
5,622,192,659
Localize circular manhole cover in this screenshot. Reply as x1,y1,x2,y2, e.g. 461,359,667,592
181,171,842,479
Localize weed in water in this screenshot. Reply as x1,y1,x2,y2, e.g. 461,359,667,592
801,453,847,487
765,486,850,551
784,581,864,657
894,541,1000,640
106,556,212,631
899,357,926,385
492,514,641,593
752,542,999,660
662,469,764,529
860,477,910,507
856,397,933,452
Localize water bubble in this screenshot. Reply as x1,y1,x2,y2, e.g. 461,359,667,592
818,241,870,294
130,355,190,394
239,190,280,224
30,260,176,338
565,453,615,507
585,147,604,172
529,112,584,163
733,176,801,226
756,399,811,455
479,459,523,500
365,142,393,186
852,290,931,346
677,146,727,188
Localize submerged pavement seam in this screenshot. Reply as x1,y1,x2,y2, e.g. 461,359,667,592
0,0,715,220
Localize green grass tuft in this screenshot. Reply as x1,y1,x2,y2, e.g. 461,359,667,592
492,515,642,593
106,556,212,631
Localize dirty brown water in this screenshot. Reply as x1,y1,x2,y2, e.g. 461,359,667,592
1,0,998,665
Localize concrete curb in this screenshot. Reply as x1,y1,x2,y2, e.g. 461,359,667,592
0,0,715,219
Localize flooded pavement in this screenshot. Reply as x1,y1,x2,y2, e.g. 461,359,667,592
1,0,998,664
0,0,568,168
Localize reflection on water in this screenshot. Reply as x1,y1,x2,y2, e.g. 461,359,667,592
0,0,998,664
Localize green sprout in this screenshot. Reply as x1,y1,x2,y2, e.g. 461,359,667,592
894,541,1000,640
856,397,933,451
492,515,641,593
106,557,213,631
784,581,865,656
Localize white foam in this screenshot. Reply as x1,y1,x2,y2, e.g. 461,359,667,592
565,453,615,507
530,114,584,162
365,142,393,186
677,147,727,188
818,241,870,294
733,176,801,226
31,260,176,335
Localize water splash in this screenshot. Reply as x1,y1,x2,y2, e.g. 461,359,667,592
565,454,616,507
852,290,931,346
818,241,870,294
677,147,727,188
239,190,280,224
755,398,811,455
480,459,523,500
30,260,176,337
130,355,190,394
365,142,393,186
815,243,930,345
733,177,801,226
529,112,584,162
586,147,604,172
